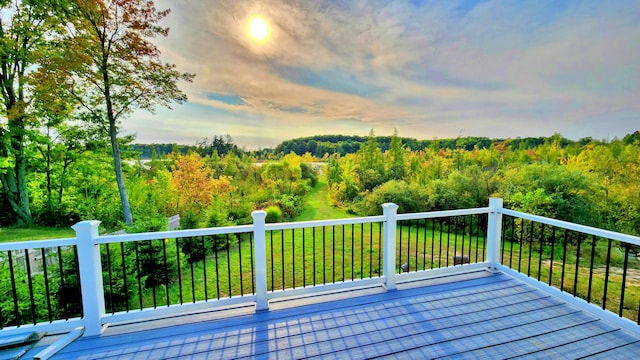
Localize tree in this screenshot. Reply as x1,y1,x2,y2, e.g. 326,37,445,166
0,1,59,226
386,129,405,180
356,130,384,191
53,0,194,224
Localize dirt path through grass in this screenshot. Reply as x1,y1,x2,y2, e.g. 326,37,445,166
294,177,354,221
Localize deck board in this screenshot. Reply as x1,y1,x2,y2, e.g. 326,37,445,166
50,271,640,359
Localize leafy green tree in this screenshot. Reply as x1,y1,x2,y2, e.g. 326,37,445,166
386,129,405,180
51,0,194,224
356,130,384,191
0,0,62,226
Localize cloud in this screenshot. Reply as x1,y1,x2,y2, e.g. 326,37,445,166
128,0,640,148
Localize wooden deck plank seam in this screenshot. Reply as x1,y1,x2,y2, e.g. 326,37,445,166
435,323,621,360
579,339,640,359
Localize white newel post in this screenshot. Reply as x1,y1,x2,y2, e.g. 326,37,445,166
382,203,399,290
72,220,105,336
486,198,504,272
252,210,269,311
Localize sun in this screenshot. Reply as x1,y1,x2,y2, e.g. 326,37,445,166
249,17,269,42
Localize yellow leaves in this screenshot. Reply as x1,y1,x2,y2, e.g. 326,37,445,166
170,153,236,216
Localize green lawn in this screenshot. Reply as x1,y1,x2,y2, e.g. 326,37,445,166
294,179,354,221
0,226,75,243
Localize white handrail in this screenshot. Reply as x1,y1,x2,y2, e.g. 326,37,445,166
499,208,640,247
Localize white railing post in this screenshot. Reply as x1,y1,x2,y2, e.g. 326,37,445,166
252,210,269,311
486,198,504,272
72,220,105,336
382,203,399,290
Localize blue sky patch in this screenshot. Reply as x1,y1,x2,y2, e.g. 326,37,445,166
274,65,386,98
206,93,245,106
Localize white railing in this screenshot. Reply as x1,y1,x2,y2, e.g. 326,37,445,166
2,197,639,338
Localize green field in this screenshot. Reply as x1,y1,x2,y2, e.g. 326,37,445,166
0,226,75,242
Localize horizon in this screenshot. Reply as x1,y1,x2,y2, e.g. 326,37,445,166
126,0,639,150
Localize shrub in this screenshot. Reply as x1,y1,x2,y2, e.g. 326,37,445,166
265,206,283,223
360,180,430,215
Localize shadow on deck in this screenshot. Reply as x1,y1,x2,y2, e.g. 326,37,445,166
36,270,640,359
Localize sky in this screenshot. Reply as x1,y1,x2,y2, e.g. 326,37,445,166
128,0,640,149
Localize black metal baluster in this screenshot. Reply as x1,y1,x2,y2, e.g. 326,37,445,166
148,241,157,308
302,228,306,287
190,244,196,303
105,244,114,313
500,217,506,264
134,241,143,310
8,251,20,325
57,247,68,319
360,223,364,279
415,220,419,272
518,220,525,272
460,217,466,265
619,245,630,317
481,215,487,262
467,215,473,263
292,229,296,289
237,234,242,297
162,239,170,306
73,246,83,317
587,235,597,303
423,219,428,270
548,227,556,287
561,229,568,292
350,224,353,281
573,233,582,297
203,236,209,300
270,231,274,291
249,233,255,294
399,221,403,273
41,248,53,322
281,229,285,290
342,224,345,282
176,238,183,305
323,227,326,285
438,219,443,268
453,218,459,266
119,243,129,311
313,227,317,286
527,221,534,277
431,218,436,269
378,223,382,275
332,225,336,283
509,217,516,267
214,238,220,299
471,216,478,263
538,224,545,281
227,234,232,297
24,249,37,323
603,239,612,310
369,223,373,278
446,219,451,267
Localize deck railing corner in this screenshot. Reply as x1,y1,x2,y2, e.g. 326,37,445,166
72,220,105,336
487,197,504,272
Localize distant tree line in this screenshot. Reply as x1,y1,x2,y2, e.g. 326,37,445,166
271,134,606,158
129,135,242,159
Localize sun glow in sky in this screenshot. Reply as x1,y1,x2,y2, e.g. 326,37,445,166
131,0,640,149
248,17,269,42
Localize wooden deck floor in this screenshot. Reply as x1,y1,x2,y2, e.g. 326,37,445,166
42,271,640,359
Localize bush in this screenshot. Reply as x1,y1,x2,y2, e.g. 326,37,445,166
360,180,430,215
265,206,283,223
